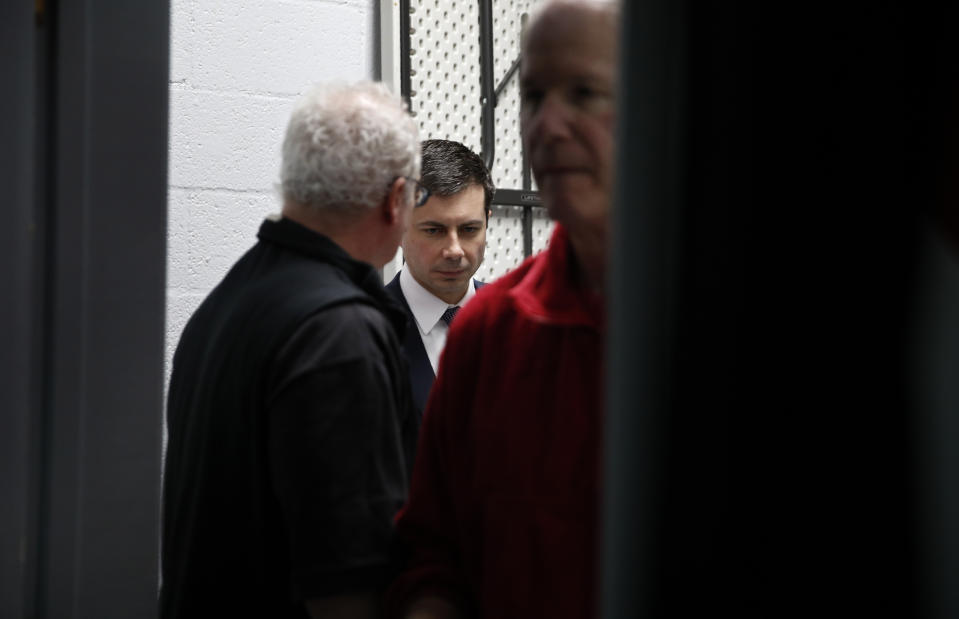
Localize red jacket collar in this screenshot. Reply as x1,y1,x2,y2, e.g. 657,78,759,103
509,224,604,328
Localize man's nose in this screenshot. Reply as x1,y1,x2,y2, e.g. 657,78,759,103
529,92,573,142
442,233,464,259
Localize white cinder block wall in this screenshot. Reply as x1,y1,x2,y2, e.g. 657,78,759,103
166,0,379,384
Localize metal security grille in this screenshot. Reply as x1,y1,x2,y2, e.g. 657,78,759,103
381,0,551,281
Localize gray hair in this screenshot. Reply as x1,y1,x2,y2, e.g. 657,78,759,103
281,82,421,214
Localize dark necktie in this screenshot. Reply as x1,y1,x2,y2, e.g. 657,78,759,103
440,305,460,326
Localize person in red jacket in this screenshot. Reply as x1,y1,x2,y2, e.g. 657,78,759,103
389,1,620,617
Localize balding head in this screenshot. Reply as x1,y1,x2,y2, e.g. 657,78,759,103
526,0,619,35
520,0,619,236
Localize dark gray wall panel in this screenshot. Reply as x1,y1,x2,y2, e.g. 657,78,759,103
43,2,169,617
0,2,40,617
2,1,169,617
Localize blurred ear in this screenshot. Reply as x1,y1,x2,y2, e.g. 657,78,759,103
383,177,407,225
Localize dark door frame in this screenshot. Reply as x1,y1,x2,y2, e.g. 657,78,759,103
0,1,169,617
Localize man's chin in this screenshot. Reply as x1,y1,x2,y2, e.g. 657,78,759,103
430,276,468,295
433,270,467,281
543,191,605,224
434,281,465,294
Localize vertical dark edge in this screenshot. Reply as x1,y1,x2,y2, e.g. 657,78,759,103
478,0,496,170
910,7,959,618
522,206,532,258
38,0,73,614
911,224,959,619
0,2,38,617
603,0,686,617
399,0,412,108
40,0,169,617
82,1,168,615
519,11,532,258
522,108,532,258
371,1,382,81
520,11,532,195
521,141,531,191
29,4,52,616
35,5,53,616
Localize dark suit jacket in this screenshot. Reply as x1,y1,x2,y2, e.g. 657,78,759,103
385,272,484,420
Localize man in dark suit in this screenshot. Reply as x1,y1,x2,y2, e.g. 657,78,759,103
385,139,493,418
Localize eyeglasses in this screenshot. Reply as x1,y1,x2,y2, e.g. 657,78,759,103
394,176,431,207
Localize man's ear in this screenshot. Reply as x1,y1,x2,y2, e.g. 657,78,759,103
383,177,407,225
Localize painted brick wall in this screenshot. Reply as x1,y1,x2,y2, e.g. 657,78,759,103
166,0,379,383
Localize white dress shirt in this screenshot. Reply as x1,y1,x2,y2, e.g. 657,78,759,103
399,266,476,374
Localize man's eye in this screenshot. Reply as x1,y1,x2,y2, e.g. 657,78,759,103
520,89,543,109
571,84,612,110
462,226,480,235
422,228,440,236
572,85,598,101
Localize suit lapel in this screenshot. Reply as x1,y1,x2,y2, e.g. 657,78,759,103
385,274,435,419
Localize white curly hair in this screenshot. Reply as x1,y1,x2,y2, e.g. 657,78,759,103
280,82,421,214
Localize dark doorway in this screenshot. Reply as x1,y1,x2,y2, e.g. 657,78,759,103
1,2,169,617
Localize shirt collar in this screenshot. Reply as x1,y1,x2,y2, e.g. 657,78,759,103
257,215,409,335
510,223,603,329
400,266,476,335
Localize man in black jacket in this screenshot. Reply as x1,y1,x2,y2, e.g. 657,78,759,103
161,82,424,619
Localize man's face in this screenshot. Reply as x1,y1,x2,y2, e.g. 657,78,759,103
520,3,617,230
402,184,488,305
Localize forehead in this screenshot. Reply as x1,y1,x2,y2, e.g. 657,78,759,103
411,185,487,224
521,3,617,82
